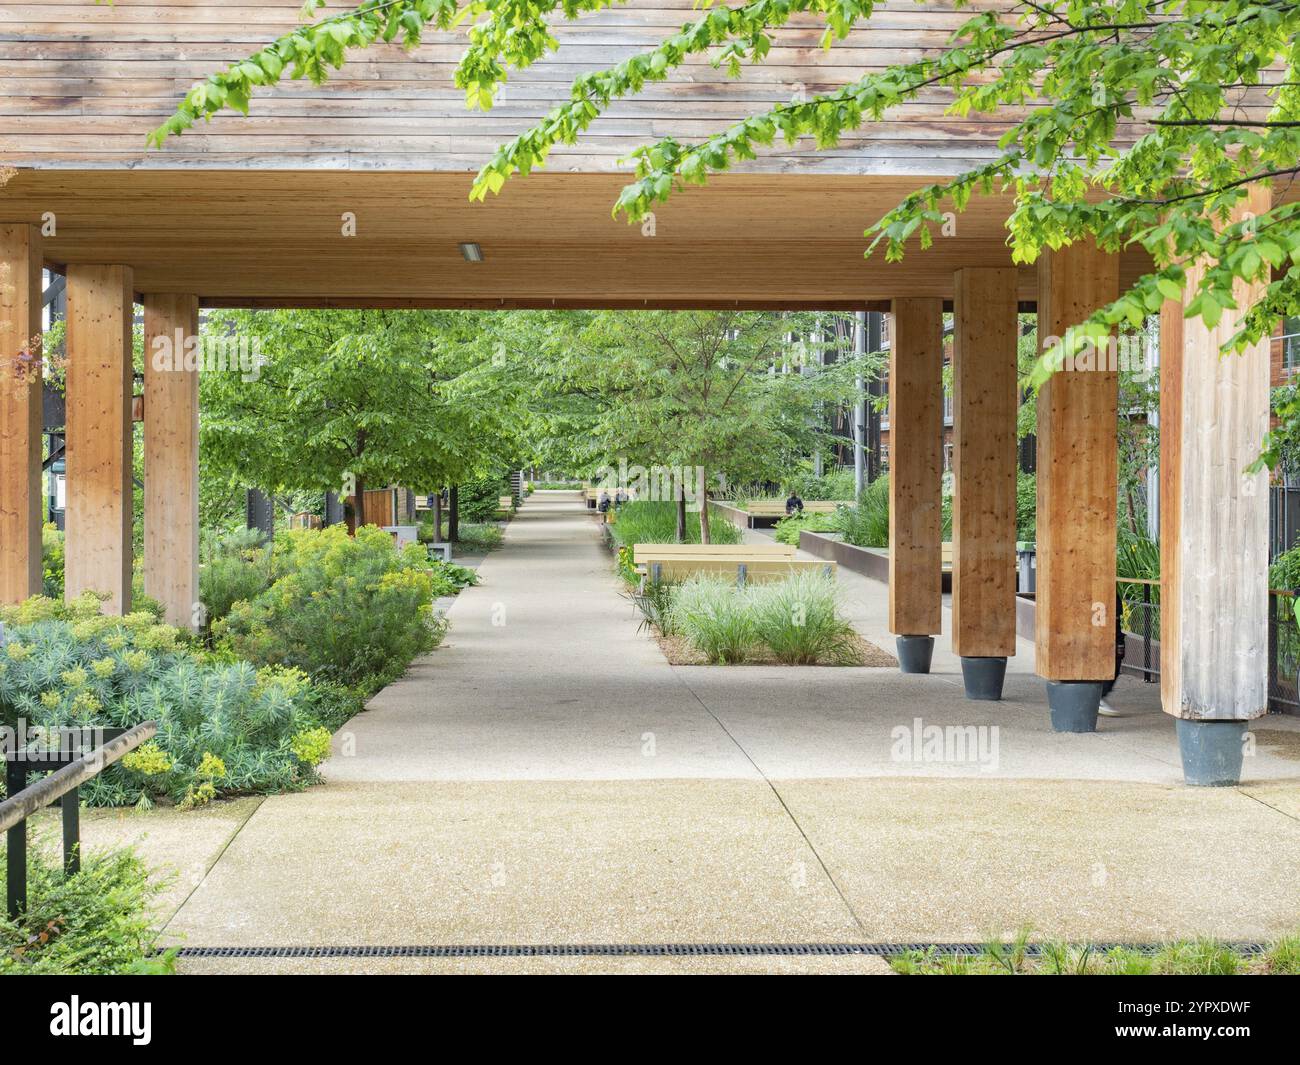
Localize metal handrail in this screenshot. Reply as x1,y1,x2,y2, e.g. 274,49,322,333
2,720,156,919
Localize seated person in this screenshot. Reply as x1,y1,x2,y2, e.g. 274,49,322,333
598,491,611,512
785,492,805,516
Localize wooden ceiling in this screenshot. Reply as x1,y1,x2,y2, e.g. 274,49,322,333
0,169,1156,307
4,0,1045,174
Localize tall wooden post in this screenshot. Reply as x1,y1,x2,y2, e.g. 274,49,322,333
143,293,199,629
1160,186,1271,784
1035,241,1119,729
951,268,1019,698
65,265,134,614
888,297,944,672
0,224,43,604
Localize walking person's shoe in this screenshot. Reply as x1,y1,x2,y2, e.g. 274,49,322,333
1097,698,1122,718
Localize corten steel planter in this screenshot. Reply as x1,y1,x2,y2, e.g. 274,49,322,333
798,531,952,592
896,635,935,674
1045,680,1103,732
1176,719,1249,786
960,656,1007,700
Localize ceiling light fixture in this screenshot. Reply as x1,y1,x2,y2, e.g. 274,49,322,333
459,242,483,263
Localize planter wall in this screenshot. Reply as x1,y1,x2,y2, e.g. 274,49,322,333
708,499,752,529
798,530,951,593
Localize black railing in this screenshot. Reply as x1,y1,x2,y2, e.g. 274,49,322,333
1,721,156,920
1118,578,1159,683
1270,484,1300,561
1268,590,1300,714
1117,581,1296,715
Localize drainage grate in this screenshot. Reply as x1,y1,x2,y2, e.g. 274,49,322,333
172,941,1268,960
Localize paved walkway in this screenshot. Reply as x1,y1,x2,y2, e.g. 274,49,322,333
70,493,1300,972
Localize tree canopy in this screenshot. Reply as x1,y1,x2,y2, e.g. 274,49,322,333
152,1,1299,393
198,308,528,512
496,309,866,536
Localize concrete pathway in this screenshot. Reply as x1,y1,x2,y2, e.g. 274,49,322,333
72,493,1300,972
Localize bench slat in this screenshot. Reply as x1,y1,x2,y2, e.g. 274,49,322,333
642,558,837,584
633,543,795,563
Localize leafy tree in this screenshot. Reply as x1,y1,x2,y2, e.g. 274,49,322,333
199,309,525,528
500,309,864,541
154,0,1299,452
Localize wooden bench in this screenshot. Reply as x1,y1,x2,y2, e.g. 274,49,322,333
640,556,837,585
498,496,513,511
740,499,851,526
632,543,795,565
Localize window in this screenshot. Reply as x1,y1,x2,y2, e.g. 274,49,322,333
1284,316,1300,373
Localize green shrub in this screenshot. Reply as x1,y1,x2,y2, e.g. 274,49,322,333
457,477,513,522
41,523,64,599
1117,530,1159,581
609,500,743,548
890,931,1300,976
0,602,337,806
830,472,1032,548
454,522,504,551
838,475,890,549
785,467,858,501
1117,530,1160,634
624,579,680,637
0,841,174,975
419,517,504,553
667,576,756,664
1016,471,1037,541
430,559,480,589
747,571,860,665
198,527,276,627
214,525,447,691
772,511,839,545
1151,938,1241,975
1271,543,1300,590
1264,934,1300,974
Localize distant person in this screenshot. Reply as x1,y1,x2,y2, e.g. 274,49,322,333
785,491,804,516
1098,591,1127,718
598,490,611,513
614,488,629,507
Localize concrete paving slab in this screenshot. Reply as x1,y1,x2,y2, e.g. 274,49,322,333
163,780,863,948
323,497,757,783
148,495,1300,968
1240,780,1300,820
26,797,262,924
177,953,894,975
775,777,1300,942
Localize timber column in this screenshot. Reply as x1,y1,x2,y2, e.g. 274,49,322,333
1035,241,1119,730
143,293,200,629
888,297,944,673
0,224,43,603
1160,186,1271,785
951,267,1019,699
65,265,134,614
